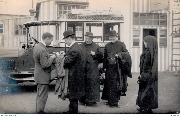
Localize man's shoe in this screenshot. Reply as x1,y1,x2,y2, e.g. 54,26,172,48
86,102,97,106
121,92,126,96
37,111,45,114
63,111,78,114
109,103,120,108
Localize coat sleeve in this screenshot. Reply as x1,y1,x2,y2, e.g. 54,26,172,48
40,50,53,68
143,51,152,73
103,46,108,69
94,47,103,63
122,42,128,52
64,50,78,68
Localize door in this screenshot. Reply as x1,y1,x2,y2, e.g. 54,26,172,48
142,29,157,51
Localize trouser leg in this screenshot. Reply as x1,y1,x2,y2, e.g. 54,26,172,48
69,98,78,114
36,84,49,114
122,76,127,93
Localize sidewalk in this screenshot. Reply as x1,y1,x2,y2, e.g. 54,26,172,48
0,72,179,114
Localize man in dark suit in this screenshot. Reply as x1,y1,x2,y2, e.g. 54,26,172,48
33,32,56,114
63,30,85,114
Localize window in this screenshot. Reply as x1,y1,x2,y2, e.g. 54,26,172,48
133,12,140,25
0,23,4,34
133,30,140,47
85,23,103,42
67,22,84,41
159,29,167,47
140,14,146,25
133,12,167,26
104,23,120,41
15,25,26,35
57,4,88,18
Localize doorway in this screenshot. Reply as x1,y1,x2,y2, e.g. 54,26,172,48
143,29,157,38
142,29,157,51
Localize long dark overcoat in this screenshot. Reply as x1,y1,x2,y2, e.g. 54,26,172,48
80,42,103,102
101,41,127,105
64,42,85,100
136,48,158,109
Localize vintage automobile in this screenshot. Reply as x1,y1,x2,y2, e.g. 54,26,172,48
0,13,123,85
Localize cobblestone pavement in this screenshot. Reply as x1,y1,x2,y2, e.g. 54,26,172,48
0,72,179,114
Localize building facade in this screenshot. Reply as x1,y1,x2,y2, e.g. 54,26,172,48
0,14,35,48
1,0,179,72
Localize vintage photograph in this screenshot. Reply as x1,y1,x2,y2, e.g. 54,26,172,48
0,0,179,115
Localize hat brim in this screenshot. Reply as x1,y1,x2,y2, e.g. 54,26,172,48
85,35,93,37
63,34,75,39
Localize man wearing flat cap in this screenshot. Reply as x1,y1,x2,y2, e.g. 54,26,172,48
63,30,85,113
101,30,131,108
33,32,56,113
79,32,103,106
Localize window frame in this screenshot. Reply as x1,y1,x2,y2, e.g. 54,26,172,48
0,23,4,34
132,29,140,47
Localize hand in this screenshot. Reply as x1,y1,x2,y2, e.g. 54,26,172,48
53,52,60,56
50,54,56,59
91,51,95,56
117,53,122,59
60,51,65,56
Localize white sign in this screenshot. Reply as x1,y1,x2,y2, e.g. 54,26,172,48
150,0,169,12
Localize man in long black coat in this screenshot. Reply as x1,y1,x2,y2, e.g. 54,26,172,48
63,30,85,113
101,30,128,107
80,32,103,106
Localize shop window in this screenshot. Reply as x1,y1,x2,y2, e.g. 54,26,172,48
133,30,140,47
0,23,3,34
159,29,167,47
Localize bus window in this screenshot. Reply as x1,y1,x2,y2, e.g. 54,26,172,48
104,23,120,41
85,23,103,42
67,22,84,41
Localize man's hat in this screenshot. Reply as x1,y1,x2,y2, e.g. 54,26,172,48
108,30,117,37
42,32,54,39
63,30,75,39
85,32,93,37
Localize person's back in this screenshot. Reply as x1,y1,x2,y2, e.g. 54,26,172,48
33,42,51,84
63,30,85,114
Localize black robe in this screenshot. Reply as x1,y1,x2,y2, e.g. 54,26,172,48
80,42,103,103
101,41,127,105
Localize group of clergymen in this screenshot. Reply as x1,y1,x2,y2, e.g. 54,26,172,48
33,30,136,114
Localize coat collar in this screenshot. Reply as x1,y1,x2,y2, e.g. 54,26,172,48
39,42,48,51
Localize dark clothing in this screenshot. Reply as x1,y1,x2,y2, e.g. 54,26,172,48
119,52,132,78
36,84,49,113
137,36,158,110
101,41,128,106
69,99,78,114
64,42,85,100
80,42,103,103
64,42,85,113
118,52,132,93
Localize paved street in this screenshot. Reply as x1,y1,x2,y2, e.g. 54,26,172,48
0,72,179,114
